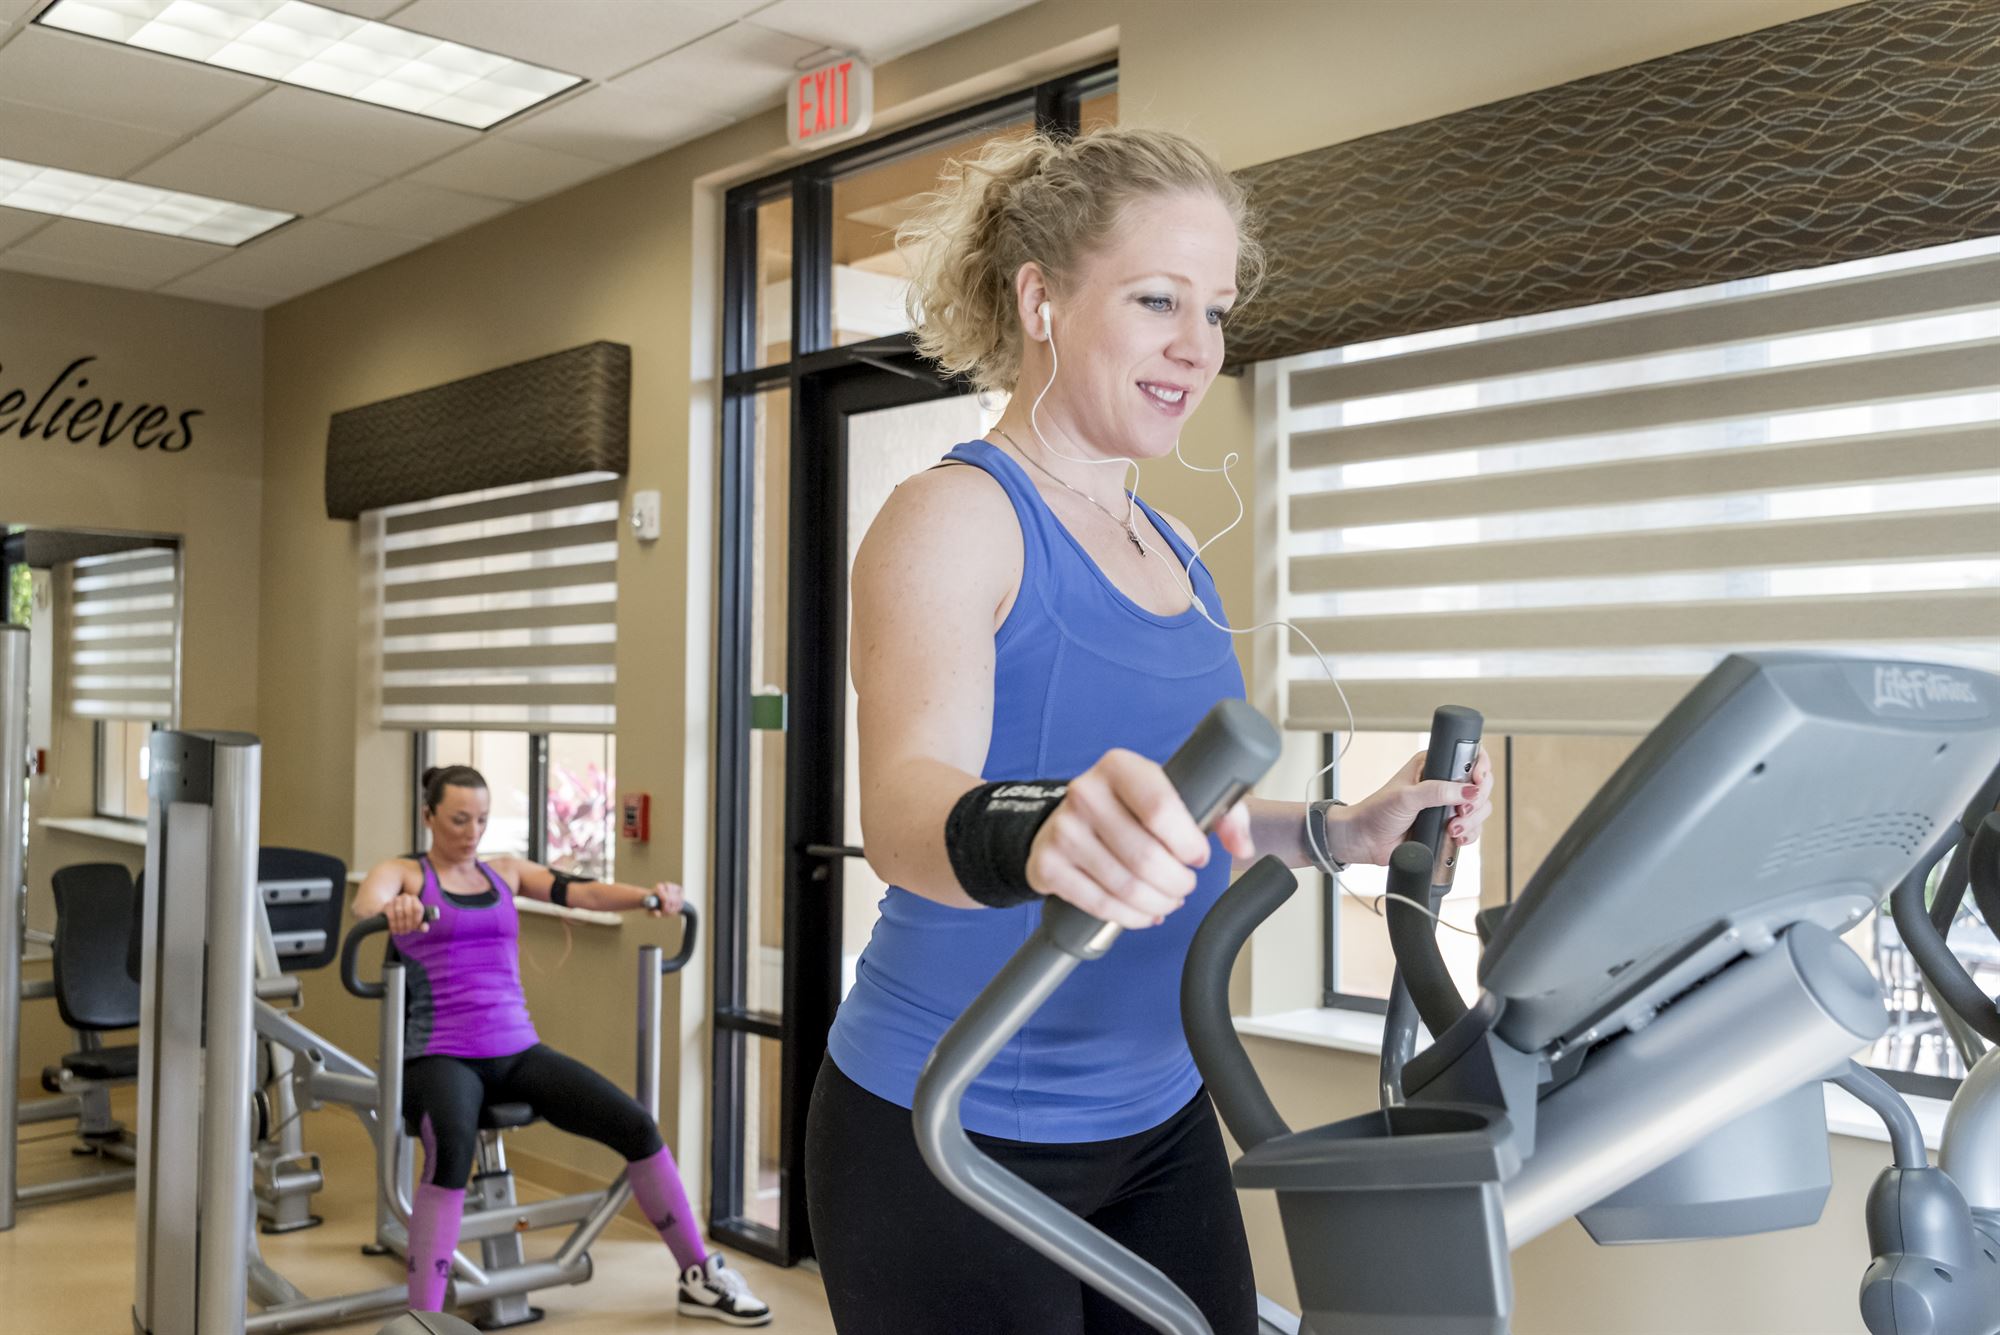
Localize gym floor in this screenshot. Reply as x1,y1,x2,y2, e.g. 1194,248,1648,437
1,1091,836,1334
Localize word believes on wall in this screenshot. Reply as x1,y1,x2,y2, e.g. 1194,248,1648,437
0,354,203,453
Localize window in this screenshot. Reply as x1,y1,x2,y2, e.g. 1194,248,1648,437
6,558,29,627
1270,231,2000,1089
1317,729,1486,1010
417,729,615,881
94,719,152,822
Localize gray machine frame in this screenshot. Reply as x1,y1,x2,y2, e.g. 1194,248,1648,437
129,724,701,1334
915,654,2000,1334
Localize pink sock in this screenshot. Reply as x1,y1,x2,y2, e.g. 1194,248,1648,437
626,1144,708,1271
406,1182,465,1311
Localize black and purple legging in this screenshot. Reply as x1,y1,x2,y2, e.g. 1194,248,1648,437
404,1043,660,1189
400,1043,705,1311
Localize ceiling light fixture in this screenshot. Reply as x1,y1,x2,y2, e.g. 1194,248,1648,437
38,0,583,130
0,155,294,244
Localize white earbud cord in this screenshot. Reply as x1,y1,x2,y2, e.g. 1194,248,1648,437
1022,311,1474,937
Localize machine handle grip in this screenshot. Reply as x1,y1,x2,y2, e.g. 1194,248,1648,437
644,901,700,975
1381,705,1483,1105
1407,704,1484,886
339,906,437,1000
1039,698,1282,957
1182,856,1300,1153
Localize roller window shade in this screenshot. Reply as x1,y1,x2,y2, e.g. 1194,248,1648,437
65,547,179,723
1274,236,2000,735
366,473,619,733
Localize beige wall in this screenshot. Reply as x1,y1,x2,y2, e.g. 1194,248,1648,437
4,270,262,1088
246,0,1865,1306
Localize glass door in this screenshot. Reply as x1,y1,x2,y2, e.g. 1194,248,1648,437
710,62,1116,1265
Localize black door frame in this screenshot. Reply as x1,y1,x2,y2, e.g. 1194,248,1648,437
710,62,1116,1265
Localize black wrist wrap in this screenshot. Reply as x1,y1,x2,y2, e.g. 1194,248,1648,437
944,780,1068,908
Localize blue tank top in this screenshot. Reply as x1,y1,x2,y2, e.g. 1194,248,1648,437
827,439,1246,1142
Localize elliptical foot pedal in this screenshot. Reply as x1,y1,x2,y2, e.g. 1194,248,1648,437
473,1306,544,1330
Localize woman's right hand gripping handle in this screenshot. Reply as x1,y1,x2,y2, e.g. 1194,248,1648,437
1026,736,1262,933
383,891,430,936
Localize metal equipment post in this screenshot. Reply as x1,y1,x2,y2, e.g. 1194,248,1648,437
0,626,28,1232
132,730,261,1335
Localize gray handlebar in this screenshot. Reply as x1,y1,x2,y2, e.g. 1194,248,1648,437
1380,704,1483,1106
1182,856,1300,1155
340,906,440,999
911,699,1280,1335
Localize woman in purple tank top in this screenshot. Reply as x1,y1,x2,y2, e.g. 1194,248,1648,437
352,765,770,1326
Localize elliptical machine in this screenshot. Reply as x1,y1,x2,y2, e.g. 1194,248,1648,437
914,652,2000,1333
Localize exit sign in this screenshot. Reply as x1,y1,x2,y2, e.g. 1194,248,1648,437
789,55,872,149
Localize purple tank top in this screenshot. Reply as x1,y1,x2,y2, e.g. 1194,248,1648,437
392,858,539,1060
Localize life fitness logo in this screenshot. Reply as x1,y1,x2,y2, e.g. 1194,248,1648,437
788,55,872,150
1872,665,1981,713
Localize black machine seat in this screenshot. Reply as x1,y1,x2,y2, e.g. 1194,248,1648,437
47,1045,140,1085
50,863,142,1033
479,1102,539,1132
402,1100,542,1137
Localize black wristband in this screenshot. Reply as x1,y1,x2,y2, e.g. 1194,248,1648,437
550,871,584,907
944,780,1068,909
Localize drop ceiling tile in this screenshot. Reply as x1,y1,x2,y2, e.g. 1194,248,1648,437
322,180,510,239
749,0,1042,62
203,86,476,179
236,218,429,272
405,138,609,203
0,97,183,177
0,205,50,248
0,27,267,134
152,273,278,308
168,246,348,301
8,217,223,282
611,21,826,119
0,249,161,292
502,85,730,166
314,0,415,18
394,0,760,80
134,137,380,216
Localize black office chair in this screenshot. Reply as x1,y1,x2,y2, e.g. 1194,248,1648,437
43,863,142,1096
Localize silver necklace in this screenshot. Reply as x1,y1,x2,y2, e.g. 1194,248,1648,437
995,430,1147,556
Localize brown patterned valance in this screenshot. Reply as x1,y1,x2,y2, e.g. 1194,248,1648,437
325,341,630,520
19,529,174,567
1226,0,2000,367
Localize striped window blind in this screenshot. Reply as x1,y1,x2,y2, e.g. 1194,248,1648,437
65,547,179,724
365,473,619,733
1272,234,2000,735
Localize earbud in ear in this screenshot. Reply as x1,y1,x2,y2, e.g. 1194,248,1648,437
1038,301,1052,336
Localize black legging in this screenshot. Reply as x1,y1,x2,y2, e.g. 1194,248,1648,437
805,1056,1258,1335
404,1043,663,1189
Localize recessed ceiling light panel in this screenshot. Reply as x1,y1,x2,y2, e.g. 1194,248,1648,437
0,157,294,244
39,0,583,130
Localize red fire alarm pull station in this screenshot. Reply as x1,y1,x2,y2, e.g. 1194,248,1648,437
788,55,872,150
621,792,650,843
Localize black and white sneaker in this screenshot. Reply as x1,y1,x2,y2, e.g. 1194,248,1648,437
678,1254,772,1327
